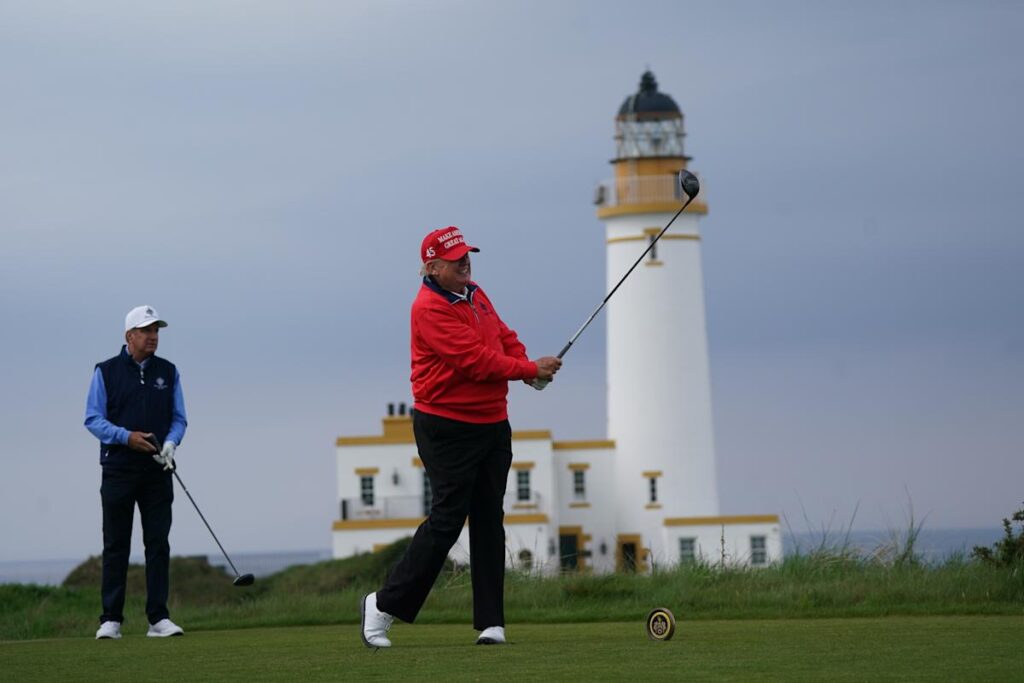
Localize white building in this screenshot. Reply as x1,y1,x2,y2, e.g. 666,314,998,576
332,72,782,573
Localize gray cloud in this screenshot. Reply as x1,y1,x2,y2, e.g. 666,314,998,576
1,1,1022,561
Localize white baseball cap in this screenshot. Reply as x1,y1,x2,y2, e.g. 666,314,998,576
125,305,168,332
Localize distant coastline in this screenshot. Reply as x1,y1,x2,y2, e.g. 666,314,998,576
0,549,333,587
0,527,1006,586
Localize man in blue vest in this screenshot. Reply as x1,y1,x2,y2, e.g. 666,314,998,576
84,305,188,640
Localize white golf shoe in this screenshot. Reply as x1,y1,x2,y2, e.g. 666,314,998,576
147,618,184,637
95,621,121,640
476,626,506,645
360,592,393,648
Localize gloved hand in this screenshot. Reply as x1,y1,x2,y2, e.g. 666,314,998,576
153,440,176,471
530,356,561,391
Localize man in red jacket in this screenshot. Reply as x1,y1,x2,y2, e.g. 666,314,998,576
360,226,561,648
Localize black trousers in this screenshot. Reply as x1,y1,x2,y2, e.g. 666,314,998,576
100,464,174,625
376,411,513,630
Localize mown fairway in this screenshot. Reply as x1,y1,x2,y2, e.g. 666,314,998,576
2,616,1021,681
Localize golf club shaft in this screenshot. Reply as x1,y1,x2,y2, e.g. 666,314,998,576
555,194,696,360
172,469,242,577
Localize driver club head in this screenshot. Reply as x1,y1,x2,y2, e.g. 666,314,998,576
233,573,255,587
678,169,700,199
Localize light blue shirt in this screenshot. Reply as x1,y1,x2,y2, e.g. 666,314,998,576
84,357,187,447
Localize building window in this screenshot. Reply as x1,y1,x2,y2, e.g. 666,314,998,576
422,472,432,516
648,232,658,262
518,549,533,571
648,477,658,504
360,476,374,506
679,537,697,564
750,535,767,566
517,470,531,502
573,470,586,500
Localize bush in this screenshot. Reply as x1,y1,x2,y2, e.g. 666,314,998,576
63,554,254,604
262,538,414,595
971,503,1024,568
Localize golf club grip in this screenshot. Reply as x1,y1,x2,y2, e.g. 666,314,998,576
531,341,573,390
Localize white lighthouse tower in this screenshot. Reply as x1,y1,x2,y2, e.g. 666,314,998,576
598,71,720,566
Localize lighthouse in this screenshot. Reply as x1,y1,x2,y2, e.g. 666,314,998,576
600,71,717,538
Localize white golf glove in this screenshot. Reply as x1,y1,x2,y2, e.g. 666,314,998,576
531,378,549,391
153,441,176,471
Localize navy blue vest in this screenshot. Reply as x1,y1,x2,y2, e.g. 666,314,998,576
96,346,177,466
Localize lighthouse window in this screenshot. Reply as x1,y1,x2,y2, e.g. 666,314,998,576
517,470,531,501
648,477,658,503
360,476,375,506
647,233,658,262
573,470,586,500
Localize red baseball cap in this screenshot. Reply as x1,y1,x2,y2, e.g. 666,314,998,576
420,226,480,263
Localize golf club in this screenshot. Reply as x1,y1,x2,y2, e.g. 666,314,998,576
146,436,255,587
533,169,700,389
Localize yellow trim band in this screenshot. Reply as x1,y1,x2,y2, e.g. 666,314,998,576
552,440,615,451
506,513,549,524
512,430,552,440
511,461,536,471
567,463,591,471
332,512,552,530
597,201,708,219
381,416,413,438
569,502,591,509
642,471,663,478
333,517,423,530
354,468,379,476
338,429,552,447
606,234,700,245
664,514,780,527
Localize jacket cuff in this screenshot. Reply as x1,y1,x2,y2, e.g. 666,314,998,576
520,360,538,380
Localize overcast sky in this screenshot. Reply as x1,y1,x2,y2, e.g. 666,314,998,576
1,1,1021,562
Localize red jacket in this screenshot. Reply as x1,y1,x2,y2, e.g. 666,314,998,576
411,278,537,423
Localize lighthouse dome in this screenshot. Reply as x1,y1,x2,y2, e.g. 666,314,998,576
617,71,680,118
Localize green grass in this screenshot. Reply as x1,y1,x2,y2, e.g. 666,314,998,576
5,539,1022,679
3,547,1022,641
2,617,1022,682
